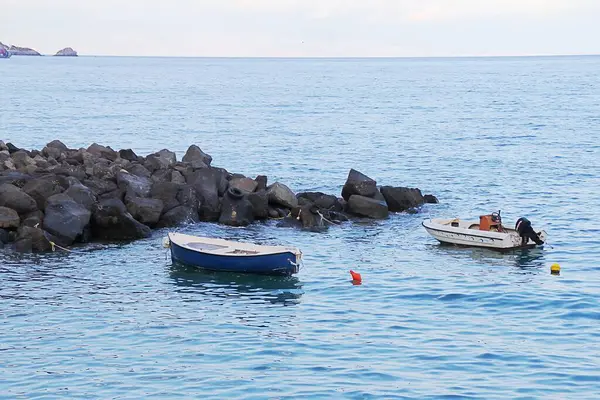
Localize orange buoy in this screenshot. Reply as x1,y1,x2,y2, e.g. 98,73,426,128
350,270,362,285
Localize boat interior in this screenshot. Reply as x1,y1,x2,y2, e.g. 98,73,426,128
186,242,261,255
436,214,517,233
170,233,299,256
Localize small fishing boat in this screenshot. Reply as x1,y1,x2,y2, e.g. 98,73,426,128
0,47,11,59
167,232,302,276
422,211,547,251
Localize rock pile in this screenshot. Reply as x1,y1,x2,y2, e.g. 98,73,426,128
0,140,438,253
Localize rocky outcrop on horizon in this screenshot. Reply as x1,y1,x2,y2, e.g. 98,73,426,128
7,44,41,56
0,42,10,58
55,47,78,57
0,140,438,253
0,41,78,56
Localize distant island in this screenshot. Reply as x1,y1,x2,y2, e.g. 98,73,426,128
55,47,78,57
7,45,41,56
0,41,78,57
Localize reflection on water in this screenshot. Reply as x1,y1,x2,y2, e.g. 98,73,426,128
512,248,546,269
168,262,304,306
0,253,80,290
430,242,547,271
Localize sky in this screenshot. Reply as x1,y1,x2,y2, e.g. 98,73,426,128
2,0,599,57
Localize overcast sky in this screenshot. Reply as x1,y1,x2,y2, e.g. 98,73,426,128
2,0,599,56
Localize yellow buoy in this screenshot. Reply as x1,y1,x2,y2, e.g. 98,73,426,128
551,263,561,275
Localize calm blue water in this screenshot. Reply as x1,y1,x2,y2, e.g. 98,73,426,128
1,56,600,399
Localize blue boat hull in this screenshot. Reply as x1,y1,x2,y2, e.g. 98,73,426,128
170,240,300,276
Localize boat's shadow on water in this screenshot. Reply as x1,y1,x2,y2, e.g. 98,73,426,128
167,262,304,306
431,243,547,271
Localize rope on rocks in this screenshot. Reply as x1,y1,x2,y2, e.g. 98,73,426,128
317,211,340,225
298,208,340,226
49,241,74,253
42,231,84,254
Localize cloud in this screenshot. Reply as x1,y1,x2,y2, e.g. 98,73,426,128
405,0,573,22
215,0,579,21
1,0,599,56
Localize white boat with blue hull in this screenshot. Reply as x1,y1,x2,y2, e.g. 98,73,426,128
167,232,302,276
423,212,547,251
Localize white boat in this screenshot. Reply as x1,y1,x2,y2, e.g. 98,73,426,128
422,212,547,251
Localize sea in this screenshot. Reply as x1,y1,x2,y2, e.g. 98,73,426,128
1,56,599,399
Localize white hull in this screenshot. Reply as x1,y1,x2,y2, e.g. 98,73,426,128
422,218,547,250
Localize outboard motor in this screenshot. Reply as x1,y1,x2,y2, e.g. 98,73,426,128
515,217,544,246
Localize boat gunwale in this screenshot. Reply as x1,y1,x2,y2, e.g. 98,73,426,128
421,219,515,239
168,232,301,258
169,241,300,275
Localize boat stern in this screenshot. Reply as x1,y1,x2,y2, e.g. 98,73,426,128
283,247,303,274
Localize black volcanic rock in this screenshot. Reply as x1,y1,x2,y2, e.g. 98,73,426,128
380,186,425,212
126,197,163,227
43,193,91,245
119,149,138,162
91,198,151,240
219,188,254,227
0,184,38,214
0,206,20,229
14,226,52,253
0,142,440,253
267,182,298,209
341,169,377,201
347,195,389,219
22,176,63,210
248,190,269,220
424,194,439,204
157,206,199,228
182,145,212,168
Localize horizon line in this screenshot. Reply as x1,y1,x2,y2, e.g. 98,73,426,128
15,53,600,59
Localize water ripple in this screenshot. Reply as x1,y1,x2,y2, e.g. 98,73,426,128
1,56,600,399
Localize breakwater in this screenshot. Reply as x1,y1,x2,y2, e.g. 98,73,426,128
0,140,437,252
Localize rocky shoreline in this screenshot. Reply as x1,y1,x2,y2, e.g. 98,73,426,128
0,140,438,253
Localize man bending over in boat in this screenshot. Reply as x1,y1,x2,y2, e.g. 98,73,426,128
515,217,544,246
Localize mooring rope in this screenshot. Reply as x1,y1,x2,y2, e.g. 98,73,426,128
316,211,340,225
298,208,340,226
49,241,74,253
